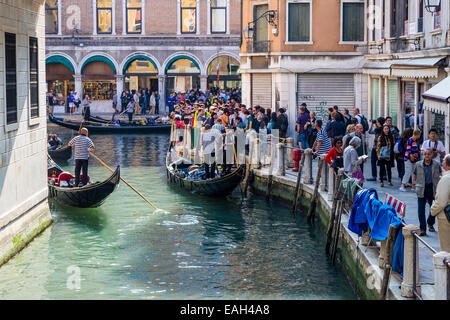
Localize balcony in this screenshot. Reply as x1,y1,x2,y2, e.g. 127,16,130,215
246,40,271,53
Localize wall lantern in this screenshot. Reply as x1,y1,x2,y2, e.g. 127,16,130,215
424,0,441,14
243,10,278,39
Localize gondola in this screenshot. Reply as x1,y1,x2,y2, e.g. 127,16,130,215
89,115,161,124
48,113,171,134
48,159,120,208
48,145,72,161
165,147,245,197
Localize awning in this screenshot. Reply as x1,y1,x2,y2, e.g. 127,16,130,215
391,57,445,78
423,76,450,103
363,57,446,78
423,76,450,115
362,61,392,76
46,55,75,73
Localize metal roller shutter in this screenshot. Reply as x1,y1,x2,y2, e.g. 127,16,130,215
252,74,272,109
297,73,355,120
389,80,399,127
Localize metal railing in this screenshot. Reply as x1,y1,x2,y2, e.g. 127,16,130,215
248,133,449,300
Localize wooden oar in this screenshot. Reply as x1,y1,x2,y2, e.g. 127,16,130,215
78,105,88,134
90,152,161,211
106,108,129,125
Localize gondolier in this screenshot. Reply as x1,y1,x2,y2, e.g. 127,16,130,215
68,127,95,187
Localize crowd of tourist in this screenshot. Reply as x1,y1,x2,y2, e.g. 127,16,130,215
291,103,448,247
163,94,445,247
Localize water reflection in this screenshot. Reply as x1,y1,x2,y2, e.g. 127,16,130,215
0,124,357,300
48,123,169,168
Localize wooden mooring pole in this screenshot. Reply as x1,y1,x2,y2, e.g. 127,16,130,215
330,200,343,265
307,157,324,224
325,170,344,255
292,154,306,214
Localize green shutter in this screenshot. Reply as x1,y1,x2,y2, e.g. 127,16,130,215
288,3,310,42
371,78,380,119
343,3,364,41
389,80,399,127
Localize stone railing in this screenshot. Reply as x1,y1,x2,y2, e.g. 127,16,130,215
249,132,450,300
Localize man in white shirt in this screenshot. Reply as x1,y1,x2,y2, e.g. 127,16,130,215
421,128,445,162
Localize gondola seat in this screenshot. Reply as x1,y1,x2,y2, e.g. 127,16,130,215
57,172,90,187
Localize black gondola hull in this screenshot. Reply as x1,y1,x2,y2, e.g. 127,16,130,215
48,166,120,208
49,114,171,134
166,152,244,197
48,145,72,161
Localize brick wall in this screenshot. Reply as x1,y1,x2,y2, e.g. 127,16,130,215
55,0,241,36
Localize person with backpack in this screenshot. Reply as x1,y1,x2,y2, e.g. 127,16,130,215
394,128,413,182
366,117,384,181
296,106,310,150
405,108,415,129
400,129,421,192
342,108,353,126
327,111,346,140
376,125,395,187
276,108,288,139
353,108,369,133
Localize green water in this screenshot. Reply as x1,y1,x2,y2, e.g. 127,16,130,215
0,126,356,299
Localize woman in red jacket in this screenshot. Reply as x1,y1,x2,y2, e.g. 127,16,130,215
325,137,344,165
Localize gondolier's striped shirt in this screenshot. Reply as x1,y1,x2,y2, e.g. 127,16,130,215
69,135,94,160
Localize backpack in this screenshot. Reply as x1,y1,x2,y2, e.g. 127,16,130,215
358,115,369,133
405,114,412,129
393,139,403,154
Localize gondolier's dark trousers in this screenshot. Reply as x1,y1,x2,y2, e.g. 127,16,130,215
75,159,89,186
204,152,216,179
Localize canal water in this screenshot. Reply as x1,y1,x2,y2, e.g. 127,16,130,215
0,124,356,300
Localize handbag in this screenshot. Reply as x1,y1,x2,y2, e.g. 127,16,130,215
379,146,391,160
351,161,365,183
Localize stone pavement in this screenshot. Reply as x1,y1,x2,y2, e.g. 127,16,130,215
304,157,440,286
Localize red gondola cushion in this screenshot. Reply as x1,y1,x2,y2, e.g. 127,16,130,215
57,172,75,186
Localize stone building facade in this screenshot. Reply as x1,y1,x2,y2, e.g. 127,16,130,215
241,0,369,139
364,0,450,149
0,0,52,265
45,0,242,113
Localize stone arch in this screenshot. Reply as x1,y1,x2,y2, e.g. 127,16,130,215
162,52,204,76
77,52,120,75
204,51,240,73
120,52,161,75
45,52,77,73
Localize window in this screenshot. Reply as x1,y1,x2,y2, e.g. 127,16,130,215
381,0,385,38
404,0,408,35
97,0,112,34
29,37,39,119
342,1,365,42
418,0,423,32
390,0,396,36
5,33,17,125
211,0,226,33
254,4,268,41
45,0,58,34
287,1,311,42
127,0,142,33
181,0,197,33
371,0,376,41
